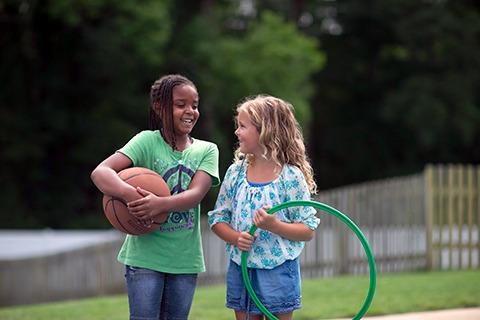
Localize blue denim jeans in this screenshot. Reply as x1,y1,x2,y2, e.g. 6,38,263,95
125,265,198,320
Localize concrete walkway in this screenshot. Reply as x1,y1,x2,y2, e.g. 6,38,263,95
336,307,480,320
0,229,123,260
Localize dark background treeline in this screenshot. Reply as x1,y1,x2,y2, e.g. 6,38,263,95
1,0,479,228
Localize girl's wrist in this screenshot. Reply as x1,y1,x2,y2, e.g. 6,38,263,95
158,195,172,213
266,219,282,234
121,185,140,203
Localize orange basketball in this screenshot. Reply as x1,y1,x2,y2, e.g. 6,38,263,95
102,167,170,235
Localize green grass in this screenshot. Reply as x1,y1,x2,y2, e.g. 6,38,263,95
1,270,479,320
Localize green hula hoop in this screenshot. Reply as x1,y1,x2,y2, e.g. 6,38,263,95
240,200,376,320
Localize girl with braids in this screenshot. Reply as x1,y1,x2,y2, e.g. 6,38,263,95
91,74,219,320
208,95,319,320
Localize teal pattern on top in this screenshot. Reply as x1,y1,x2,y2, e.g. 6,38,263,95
208,161,320,269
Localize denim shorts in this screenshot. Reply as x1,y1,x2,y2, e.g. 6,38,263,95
226,259,301,315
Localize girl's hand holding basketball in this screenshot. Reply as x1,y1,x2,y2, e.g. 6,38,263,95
127,187,163,221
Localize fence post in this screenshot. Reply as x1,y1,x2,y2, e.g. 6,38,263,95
424,165,434,270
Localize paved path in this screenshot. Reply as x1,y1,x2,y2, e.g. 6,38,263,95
0,229,122,260
336,307,480,320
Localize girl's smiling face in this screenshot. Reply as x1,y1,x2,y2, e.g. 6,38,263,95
235,109,261,156
172,84,199,137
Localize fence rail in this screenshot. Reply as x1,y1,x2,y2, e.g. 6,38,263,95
0,239,124,307
425,164,480,270
1,164,478,306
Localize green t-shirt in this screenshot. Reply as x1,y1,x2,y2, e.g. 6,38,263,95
117,130,220,273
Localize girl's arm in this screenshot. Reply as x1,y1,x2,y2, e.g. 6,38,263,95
90,152,140,203
254,208,315,241
257,166,319,241
127,170,212,220
211,223,255,251
208,162,254,250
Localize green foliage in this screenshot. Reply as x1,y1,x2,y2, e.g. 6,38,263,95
309,0,480,188
178,9,325,174
380,1,480,152
0,0,172,228
212,11,325,124
1,0,479,228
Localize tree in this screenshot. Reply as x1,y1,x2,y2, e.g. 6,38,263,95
0,0,172,227
173,8,325,176
304,0,480,188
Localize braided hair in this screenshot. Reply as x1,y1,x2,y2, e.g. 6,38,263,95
149,74,197,150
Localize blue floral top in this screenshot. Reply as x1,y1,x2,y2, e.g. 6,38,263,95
208,160,320,269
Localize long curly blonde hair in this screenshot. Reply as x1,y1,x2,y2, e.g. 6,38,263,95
234,95,317,194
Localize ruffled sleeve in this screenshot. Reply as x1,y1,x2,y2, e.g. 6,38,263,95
281,165,320,230
208,163,240,228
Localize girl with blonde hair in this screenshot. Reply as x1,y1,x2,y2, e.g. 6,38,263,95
208,95,319,320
